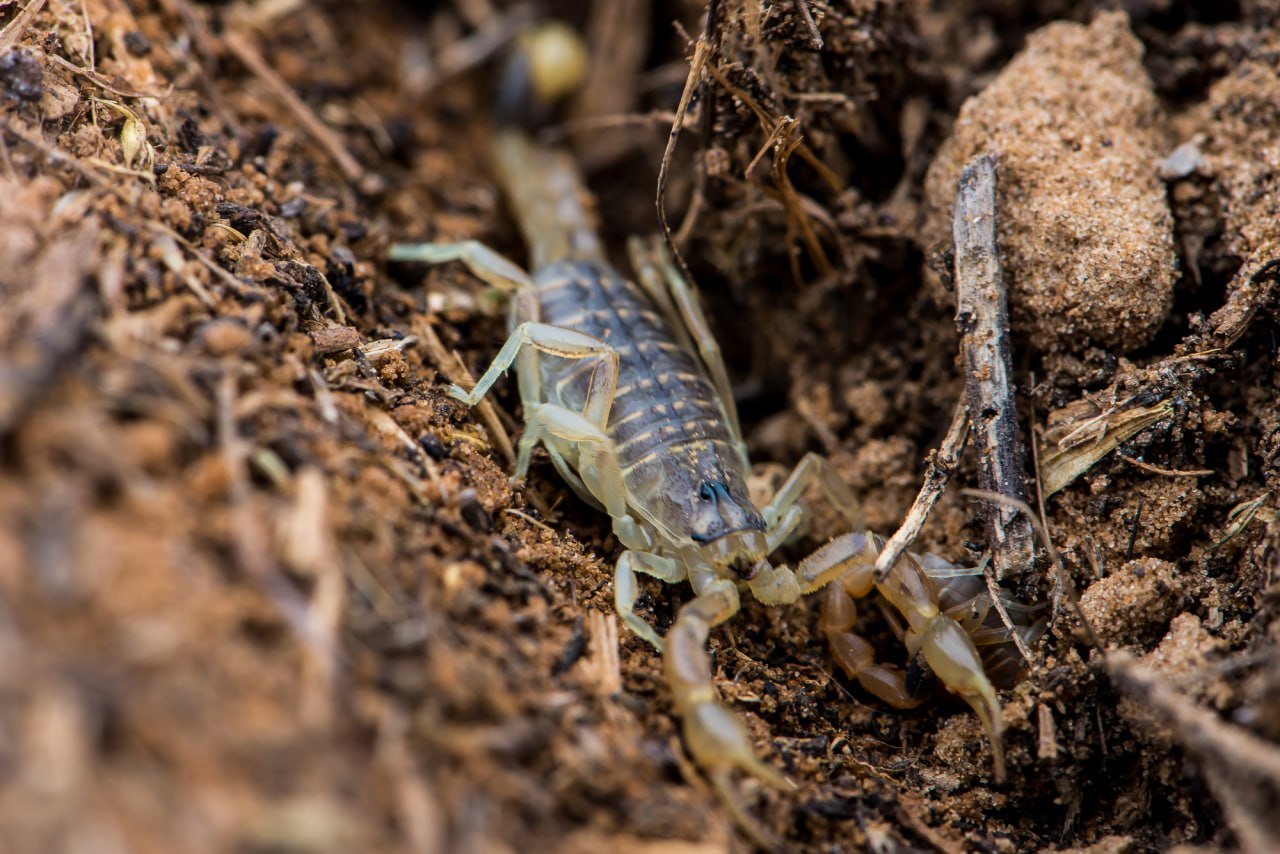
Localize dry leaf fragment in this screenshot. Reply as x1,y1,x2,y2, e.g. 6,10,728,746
1040,400,1173,496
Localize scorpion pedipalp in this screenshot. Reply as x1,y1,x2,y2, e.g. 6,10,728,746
807,532,1042,781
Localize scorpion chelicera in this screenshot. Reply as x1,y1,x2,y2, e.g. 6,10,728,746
392,21,1042,829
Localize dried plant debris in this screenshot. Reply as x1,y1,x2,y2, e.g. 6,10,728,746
1,1,1280,852
952,155,1034,579
1040,397,1175,497
1108,651,1280,854
925,12,1178,354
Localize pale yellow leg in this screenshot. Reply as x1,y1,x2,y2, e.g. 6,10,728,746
615,550,683,651
762,451,862,533
389,239,533,292
448,321,619,429
738,453,866,610
820,576,924,709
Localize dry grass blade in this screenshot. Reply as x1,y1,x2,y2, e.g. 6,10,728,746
1039,399,1174,496
222,29,366,186
1212,492,1273,550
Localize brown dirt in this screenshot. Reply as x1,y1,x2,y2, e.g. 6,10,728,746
2,1,1280,852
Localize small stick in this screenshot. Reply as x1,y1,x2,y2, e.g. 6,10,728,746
873,399,970,582
952,155,1034,581
963,489,1103,653
656,0,714,255
45,54,156,99
376,704,447,854
1119,454,1214,478
1125,497,1144,563
793,0,824,50
0,0,46,53
1107,650,1280,854
1029,380,1068,611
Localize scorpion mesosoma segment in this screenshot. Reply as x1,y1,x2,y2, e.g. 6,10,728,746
392,129,1029,810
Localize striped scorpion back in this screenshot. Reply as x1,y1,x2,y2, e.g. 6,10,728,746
534,259,750,529
489,128,761,545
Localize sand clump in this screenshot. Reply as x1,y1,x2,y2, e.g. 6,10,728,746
1078,557,1181,646
1167,47,1280,334
925,12,1178,354
1195,58,1280,262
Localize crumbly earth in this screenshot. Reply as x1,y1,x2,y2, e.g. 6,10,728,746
924,12,1178,354
2,2,1279,853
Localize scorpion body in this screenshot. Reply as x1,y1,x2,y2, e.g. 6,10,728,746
394,132,863,802
390,24,1042,840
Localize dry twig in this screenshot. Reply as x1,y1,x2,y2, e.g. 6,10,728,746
1119,454,1213,479
222,29,366,186
962,490,1102,652
1107,651,1280,854
0,0,47,54
411,315,516,469
952,155,1034,581
873,399,969,582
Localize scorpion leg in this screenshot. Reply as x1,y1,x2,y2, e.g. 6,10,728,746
625,236,687,349
735,453,866,607
393,238,629,483
514,403,681,654
796,533,920,704
447,317,620,485
388,239,534,293
447,322,618,419
762,452,862,532
615,550,684,652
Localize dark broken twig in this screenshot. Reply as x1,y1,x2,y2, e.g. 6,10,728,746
952,155,1034,581
1107,651,1280,854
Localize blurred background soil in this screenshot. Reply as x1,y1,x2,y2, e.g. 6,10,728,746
2,0,1280,851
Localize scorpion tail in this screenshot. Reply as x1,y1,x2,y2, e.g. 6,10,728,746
495,21,588,129
490,23,605,267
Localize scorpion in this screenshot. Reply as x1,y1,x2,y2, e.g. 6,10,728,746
392,21,1042,837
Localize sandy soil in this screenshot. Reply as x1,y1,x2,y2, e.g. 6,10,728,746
2,1,1279,852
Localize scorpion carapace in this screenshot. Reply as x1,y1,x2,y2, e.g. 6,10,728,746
390,21,1042,842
